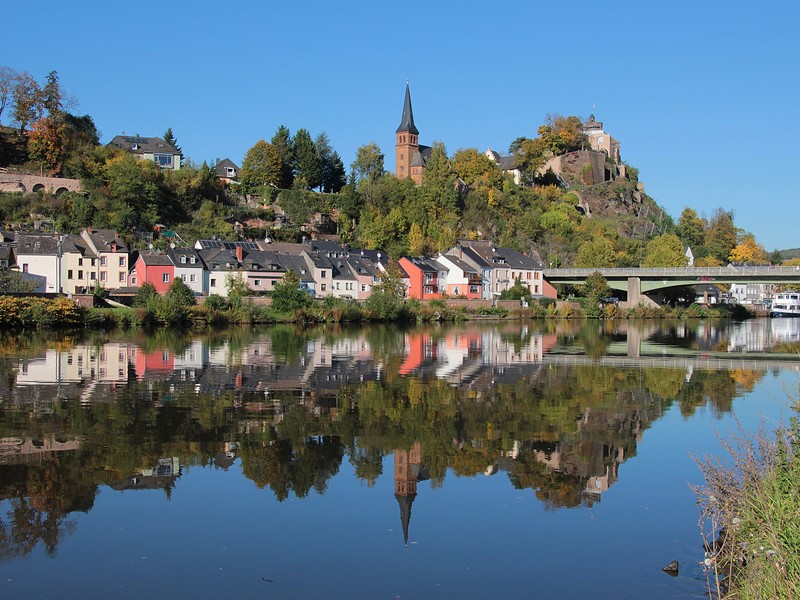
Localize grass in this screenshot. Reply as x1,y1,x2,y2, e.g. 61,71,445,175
694,406,800,598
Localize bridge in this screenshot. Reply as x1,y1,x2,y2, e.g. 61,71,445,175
543,266,800,306
0,171,83,195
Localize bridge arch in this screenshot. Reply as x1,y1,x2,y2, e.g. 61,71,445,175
55,187,68,197
32,183,45,193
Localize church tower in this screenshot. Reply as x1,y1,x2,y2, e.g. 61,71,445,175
394,442,422,546
396,83,422,183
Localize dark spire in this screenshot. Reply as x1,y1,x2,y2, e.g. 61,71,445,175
395,492,416,546
396,82,419,135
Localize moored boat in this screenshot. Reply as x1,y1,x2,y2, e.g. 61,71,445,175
770,291,800,317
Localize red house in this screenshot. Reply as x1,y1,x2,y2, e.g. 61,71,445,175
398,257,446,300
131,251,175,294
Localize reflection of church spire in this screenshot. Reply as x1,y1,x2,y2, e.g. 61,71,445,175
394,442,422,546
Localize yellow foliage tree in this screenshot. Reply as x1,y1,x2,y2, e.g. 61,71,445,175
729,234,769,265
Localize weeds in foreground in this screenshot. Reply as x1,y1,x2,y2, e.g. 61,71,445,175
694,410,800,599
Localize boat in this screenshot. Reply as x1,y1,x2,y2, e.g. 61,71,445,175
770,291,800,317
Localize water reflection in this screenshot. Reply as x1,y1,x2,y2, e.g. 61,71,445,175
1,319,799,562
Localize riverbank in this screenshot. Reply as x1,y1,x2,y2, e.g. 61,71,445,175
696,402,800,598
0,294,753,330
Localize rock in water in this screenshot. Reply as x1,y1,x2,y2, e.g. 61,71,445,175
662,560,679,576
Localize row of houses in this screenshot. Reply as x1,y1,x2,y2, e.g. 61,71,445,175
2,230,554,301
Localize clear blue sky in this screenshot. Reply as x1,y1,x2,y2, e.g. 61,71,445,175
5,1,799,249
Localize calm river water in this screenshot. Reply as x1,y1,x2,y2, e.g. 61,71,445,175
1,319,798,599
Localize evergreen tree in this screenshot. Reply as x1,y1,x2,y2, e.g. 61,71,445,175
315,132,347,193
293,128,322,190
270,125,295,189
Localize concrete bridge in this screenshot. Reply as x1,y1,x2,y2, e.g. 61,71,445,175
0,171,83,195
543,266,800,305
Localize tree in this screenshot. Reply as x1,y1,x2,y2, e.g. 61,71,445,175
133,282,159,307
642,233,687,267
28,116,66,172
582,271,611,302
729,234,769,265
0,66,18,123
11,71,42,133
271,125,295,189
676,207,706,252
452,147,502,188
240,140,282,192
315,132,346,193
576,237,618,268
41,70,62,116
705,208,737,263
271,269,312,313
408,221,424,255
364,264,407,320
292,128,322,190
165,276,196,306
351,142,384,183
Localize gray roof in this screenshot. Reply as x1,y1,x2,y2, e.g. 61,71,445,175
61,234,97,258
108,135,181,156
396,83,419,135
277,254,315,283
457,241,542,270
215,158,239,178
240,250,284,272
15,233,60,256
85,229,128,253
198,247,239,271
137,251,173,266
167,247,203,268
411,145,432,168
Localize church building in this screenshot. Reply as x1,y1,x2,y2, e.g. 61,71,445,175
395,84,431,184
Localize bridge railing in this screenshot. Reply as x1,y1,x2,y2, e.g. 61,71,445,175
543,266,800,277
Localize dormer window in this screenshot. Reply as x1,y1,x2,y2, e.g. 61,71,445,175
132,143,139,150
190,256,196,264
226,168,235,177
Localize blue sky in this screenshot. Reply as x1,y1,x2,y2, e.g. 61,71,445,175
5,1,799,249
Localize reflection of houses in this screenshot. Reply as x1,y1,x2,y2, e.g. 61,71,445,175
108,457,182,494
0,436,82,464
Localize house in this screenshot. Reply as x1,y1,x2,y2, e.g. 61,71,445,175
215,158,240,184
449,241,554,299
236,247,285,293
197,247,241,297
398,257,448,300
107,135,182,170
276,253,317,296
80,228,130,289
131,251,175,294
435,254,482,298
167,248,204,295
485,149,522,185
60,234,98,294
14,233,61,292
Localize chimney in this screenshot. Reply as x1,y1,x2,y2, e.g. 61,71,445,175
236,246,243,261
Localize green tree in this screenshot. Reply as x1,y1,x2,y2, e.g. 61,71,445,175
576,237,618,268
408,221,424,255
41,70,62,116
165,276,196,307
162,127,183,165
642,233,687,267
676,207,706,252
271,269,312,313
133,282,159,307
270,125,295,189
582,271,611,302
315,132,346,193
11,71,42,133
705,208,737,263
292,128,322,190
364,265,407,320
240,140,282,192
351,142,384,183
452,147,502,188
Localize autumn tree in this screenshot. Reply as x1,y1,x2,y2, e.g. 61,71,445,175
0,66,18,123
729,233,769,265
351,142,384,183
11,71,42,133
576,237,618,268
27,116,66,172
240,140,282,192
705,208,737,263
452,147,502,188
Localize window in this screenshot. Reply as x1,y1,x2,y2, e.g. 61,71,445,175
91,258,95,267
189,274,196,283
90,272,96,280
78,270,83,280
119,256,125,267
321,271,327,278
321,284,326,291
119,272,126,282
68,270,73,279
254,279,261,286
78,258,83,266
162,273,170,283
153,153,173,168
361,284,367,292
190,257,196,264
100,272,107,282
22,263,28,273
181,274,187,281
100,256,107,267
210,278,216,287
180,256,187,264
131,276,137,285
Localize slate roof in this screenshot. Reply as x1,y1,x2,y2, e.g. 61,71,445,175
277,254,315,283
167,248,203,268
85,229,128,253
215,158,239,178
61,234,96,258
138,251,173,266
108,135,181,156
396,83,419,135
198,247,239,270
240,250,284,272
15,233,60,255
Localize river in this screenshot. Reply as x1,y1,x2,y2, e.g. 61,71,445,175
1,319,798,599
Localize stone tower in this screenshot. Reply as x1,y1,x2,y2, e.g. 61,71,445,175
395,83,422,184
394,442,422,546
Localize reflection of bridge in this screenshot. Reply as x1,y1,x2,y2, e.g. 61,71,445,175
544,354,800,372
0,171,83,195
544,266,800,305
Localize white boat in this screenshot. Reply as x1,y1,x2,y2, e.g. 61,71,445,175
770,291,800,317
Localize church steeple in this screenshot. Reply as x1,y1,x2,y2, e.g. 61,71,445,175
396,83,420,180
396,82,419,135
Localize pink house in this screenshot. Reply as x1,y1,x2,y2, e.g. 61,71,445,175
398,257,447,300
131,251,175,294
